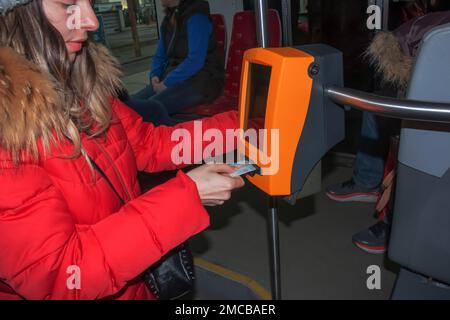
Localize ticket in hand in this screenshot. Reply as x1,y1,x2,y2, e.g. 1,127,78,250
229,164,258,177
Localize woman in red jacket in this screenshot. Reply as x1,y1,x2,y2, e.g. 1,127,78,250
0,0,244,299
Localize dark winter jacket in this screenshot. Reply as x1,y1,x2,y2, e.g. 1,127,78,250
151,0,224,102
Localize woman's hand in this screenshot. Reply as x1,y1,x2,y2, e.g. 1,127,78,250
187,164,245,207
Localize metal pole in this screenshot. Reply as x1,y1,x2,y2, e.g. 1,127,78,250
382,0,390,31
268,197,282,300
369,0,390,32
126,0,142,57
153,0,160,40
281,0,293,46
254,0,270,48
255,0,281,300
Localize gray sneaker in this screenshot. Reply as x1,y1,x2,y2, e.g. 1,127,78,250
326,179,379,203
352,220,389,254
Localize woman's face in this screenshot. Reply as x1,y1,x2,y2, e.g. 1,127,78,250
42,0,99,61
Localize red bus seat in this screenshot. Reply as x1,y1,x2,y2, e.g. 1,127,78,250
211,14,227,57
176,10,282,118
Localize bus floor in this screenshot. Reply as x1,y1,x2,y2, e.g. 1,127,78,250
190,164,399,300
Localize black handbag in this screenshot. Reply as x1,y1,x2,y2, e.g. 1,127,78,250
144,242,195,300
88,156,195,300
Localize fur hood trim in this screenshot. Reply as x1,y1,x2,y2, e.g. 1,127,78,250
365,31,413,89
0,43,123,161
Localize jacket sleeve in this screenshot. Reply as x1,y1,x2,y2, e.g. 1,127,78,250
112,99,239,173
0,164,209,300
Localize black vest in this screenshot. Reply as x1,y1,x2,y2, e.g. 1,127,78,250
161,0,225,101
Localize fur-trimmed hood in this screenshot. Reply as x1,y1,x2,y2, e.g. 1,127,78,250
0,43,123,161
0,45,62,160
365,31,413,90
365,11,450,91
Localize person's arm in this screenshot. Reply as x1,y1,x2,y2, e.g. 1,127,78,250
112,99,239,173
163,14,212,87
149,36,167,80
0,163,209,299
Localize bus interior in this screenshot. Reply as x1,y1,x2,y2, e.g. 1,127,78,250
92,0,450,300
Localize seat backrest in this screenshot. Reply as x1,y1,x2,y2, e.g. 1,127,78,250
389,23,450,285
211,14,227,56
224,10,282,98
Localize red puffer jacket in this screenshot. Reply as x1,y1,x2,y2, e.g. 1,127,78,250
0,47,239,300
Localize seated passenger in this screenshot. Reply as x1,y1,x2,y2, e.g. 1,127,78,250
124,0,225,126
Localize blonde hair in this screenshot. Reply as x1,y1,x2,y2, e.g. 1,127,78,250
0,0,124,162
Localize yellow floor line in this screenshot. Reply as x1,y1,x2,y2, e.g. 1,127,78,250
194,257,272,300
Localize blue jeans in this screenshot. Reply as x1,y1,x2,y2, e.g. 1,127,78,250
353,112,387,189
124,82,208,126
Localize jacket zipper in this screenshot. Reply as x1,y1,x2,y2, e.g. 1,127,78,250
93,139,134,203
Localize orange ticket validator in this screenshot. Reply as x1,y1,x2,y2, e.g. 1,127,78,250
238,44,345,196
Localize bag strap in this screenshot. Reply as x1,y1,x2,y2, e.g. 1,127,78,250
87,155,126,206
376,169,396,213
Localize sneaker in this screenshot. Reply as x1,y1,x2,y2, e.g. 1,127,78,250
326,179,379,203
352,220,389,254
